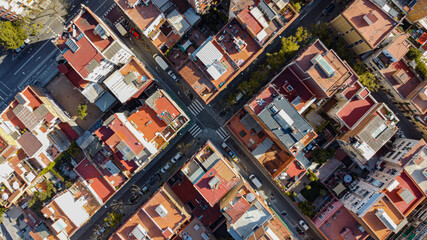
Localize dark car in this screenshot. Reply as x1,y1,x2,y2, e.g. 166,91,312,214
323,3,336,14
130,28,141,39
149,174,160,185
128,193,141,204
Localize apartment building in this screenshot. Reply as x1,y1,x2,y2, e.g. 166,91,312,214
0,0,38,21
110,185,191,240
55,5,133,106
330,0,405,55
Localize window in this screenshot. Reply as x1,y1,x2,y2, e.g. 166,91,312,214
269,106,278,113
286,85,294,92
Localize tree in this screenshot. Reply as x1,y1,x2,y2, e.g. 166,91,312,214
91,224,103,239
407,47,421,61
415,58,427,79
0,206,6,224
130,184,143,199
295,26,310,45
292,2,301,12
359,72,379,92
104,212,122,227
305,185,311,190
320,189,327,196
310,23,333,46
297,201,315,217
177,140,195,155
312,148,335,165
280,36,300,57
110,199,124,214
77,104,88,120
0,21,28,49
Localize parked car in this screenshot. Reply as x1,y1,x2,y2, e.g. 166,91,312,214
149,173,160,185
141,185,148,194
130,28,141,39
299,220,309,231
128,193,141,204
323,3,335,14
249,174,262,189
168,70,178,81
221,142,239,162
171,152,182,163
161,163,172,173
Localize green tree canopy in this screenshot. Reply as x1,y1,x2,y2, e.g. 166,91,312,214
407,47,421,61
312,148,335,165
359,72,379,92
77,104,88,120
295,26,310,45
0,20,27,49
292,2,301,12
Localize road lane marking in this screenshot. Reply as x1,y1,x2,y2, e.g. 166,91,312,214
13,40,52,75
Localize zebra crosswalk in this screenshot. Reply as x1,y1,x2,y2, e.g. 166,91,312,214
216,127,229,140
188,124,202,138
187,100,204,116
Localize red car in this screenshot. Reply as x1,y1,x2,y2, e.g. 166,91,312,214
130,28,141,39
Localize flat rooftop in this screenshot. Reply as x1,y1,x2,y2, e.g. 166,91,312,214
380,60,423,99
411,87,427,115
271,67,315,112
293,40,359,97
115,0,160,32
341,0,397,48
194,159,240,207
384,33,410,61
74,10,114,52
361,196,405,240
319,205,369,240
404,147,427,195
337,93,376,128
385,171,425,216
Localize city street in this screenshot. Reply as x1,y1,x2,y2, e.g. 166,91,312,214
0,0,121,110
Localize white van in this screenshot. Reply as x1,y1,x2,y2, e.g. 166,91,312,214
249,174,262,189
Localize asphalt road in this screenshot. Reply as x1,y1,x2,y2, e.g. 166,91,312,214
0,0,119,110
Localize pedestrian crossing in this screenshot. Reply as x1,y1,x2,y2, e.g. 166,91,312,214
216,127,229,140
187,100,204,116
188,124,202,138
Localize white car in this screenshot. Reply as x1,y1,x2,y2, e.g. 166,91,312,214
168,70,178,81
171,152,182,163
161,163,172,173
299,220,309,231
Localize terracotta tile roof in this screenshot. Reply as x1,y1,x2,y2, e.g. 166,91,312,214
341,0,397,48
58,122,80,141
109,116,144,154
21,87,42,109
169,176,222,227
398,139,426,167
237,7,263,35
74,158,115,202
62,36,104,79
337,94,376,128
17,132,43,157
74,11,113,52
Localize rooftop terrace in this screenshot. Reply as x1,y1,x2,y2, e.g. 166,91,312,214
293,40,359,98
341,0,398,48
385,171,425,216
380,60,423,99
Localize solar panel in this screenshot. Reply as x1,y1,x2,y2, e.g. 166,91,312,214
94,24,106,37
76,33,85,40
65,39,79,53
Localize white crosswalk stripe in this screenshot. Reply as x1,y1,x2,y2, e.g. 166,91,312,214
188,124,202,138
216,127,229,140
187,100,204,116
